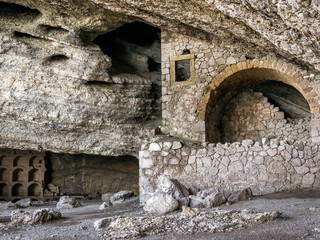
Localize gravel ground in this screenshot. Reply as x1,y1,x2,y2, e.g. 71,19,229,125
0,191,319,240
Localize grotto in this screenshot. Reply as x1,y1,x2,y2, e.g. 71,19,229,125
0,0,320,239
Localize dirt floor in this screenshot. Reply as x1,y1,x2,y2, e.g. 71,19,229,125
0,191,320,240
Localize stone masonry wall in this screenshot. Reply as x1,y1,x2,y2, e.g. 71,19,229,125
221,89,310,143
139,138,320,202
161,30,318,143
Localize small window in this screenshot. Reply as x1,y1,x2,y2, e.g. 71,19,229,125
170,53,195,86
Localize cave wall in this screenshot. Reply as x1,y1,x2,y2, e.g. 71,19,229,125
1,0,320,157
48,153,139,196
0,2,158,156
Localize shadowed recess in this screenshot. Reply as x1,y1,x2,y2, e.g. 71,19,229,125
0,2,41,20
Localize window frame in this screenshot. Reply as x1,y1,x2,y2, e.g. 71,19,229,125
170,53,195,86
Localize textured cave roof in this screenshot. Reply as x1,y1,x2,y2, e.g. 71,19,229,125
4,0,320,72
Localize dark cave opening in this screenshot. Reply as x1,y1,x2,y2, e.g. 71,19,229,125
93,22,161,77
93,22,162,119
0,2,41,20
250,81,310,119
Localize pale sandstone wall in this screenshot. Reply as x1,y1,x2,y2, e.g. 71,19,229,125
139,138,320,202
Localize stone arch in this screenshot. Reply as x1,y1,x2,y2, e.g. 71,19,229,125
197,59,319,143
28,169,41,182
28,183,41,196
12,168,24,182
0,183,8,196
0,168,9,181
12,183,24,196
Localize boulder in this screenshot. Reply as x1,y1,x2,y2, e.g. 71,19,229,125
0,201,18,210
11,210,32,225
16,198,32,208
188,186,199,196
110,190,134,205
32,208,61,224
11,208,61,226
228,188,253,204
144,192,179,215
171,179,190,199
157,176,189,199
203,192,226,208
189,195,204,208
99,202,112,210
56,196,81,209
177,197,190,209
101,193,114,202
94,218,111,230
196,186,221,199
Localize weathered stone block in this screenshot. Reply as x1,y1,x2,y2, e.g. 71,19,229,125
140,158,154,168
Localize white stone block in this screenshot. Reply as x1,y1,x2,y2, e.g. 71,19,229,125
172,141,183,150
149,143,161,151
202,157,212,167
163,142,172,150
140,158,154,168
188,155,196,164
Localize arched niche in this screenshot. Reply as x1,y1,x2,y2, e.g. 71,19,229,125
12,183,24,196
0,168,9,181
12,168,24,182
28,169,41,182
0,183,9,196
197,60,318,143
13,156,22,167
28,183,41,196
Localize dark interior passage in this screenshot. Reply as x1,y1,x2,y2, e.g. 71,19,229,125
250,81,310,119
93,22,162,119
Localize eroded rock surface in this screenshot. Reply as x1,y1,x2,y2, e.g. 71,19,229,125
0,0,319,156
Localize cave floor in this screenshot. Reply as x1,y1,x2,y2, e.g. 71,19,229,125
0,191,320,240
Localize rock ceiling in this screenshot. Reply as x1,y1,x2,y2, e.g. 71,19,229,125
4,0,320,72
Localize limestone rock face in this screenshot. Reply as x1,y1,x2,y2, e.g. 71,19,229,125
0,1,157,156
0,0,319,156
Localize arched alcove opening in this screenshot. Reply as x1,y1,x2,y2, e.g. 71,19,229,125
28,169,41,182
13,156,22,166
0,156,11,166
0,183,8,196
12,183,24,196
28,183,41,196
47,152,139,196
12,168,24,181
203,66,313,143
29,156,36,166
0,168,9,181
93,22,162,119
